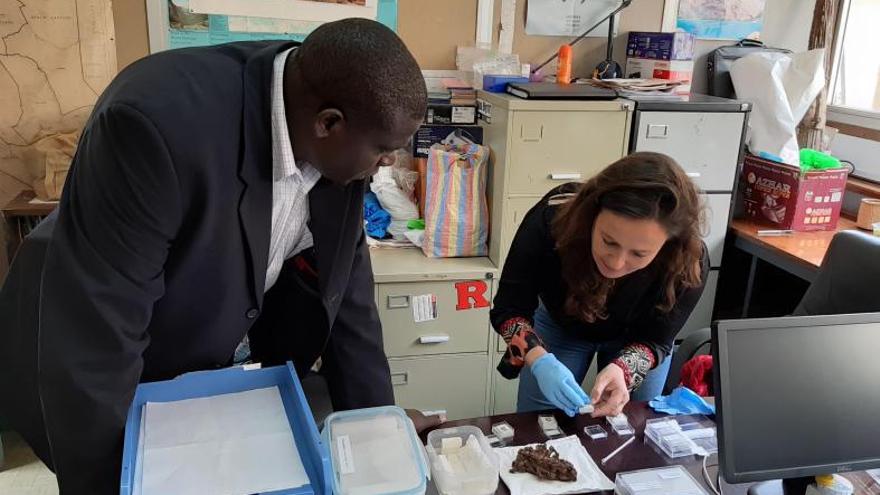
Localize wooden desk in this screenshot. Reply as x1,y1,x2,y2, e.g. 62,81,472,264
1,190,56,265
423,402,880,495
729,217,860,317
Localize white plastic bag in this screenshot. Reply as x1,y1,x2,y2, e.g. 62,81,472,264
730,49,825,165
370,166,418,221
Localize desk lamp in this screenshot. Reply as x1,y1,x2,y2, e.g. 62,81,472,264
531,0,633,80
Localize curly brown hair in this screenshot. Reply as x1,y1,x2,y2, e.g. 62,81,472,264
552,152,706,323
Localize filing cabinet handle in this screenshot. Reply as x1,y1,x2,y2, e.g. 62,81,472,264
387,295,410,309
687,172,701,178
419,335,451,344
549,173,582,181
391,372,409,386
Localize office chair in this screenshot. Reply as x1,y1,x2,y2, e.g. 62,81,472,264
662,327,712,395
792,229,880,316
662,229,880,395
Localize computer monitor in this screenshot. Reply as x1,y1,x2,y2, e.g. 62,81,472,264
713,313,880,495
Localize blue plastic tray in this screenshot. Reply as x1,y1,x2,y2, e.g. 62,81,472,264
120,363,332,495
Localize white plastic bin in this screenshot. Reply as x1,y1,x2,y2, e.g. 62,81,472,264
426,426,499,495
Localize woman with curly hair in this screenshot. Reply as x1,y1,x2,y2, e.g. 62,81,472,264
492,151,709,418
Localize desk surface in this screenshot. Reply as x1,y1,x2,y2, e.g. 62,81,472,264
1,190,57,217
730,217,859,274
423,401,879,495
370,247,497,283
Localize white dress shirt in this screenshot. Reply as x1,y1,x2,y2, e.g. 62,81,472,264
265,47,322,292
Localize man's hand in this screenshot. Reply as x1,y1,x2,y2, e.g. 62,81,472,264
405,409,445,433
590,363,630,417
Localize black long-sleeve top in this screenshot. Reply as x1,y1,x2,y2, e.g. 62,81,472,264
491,184,709,366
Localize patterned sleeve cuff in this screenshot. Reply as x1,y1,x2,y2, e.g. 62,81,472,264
499,317,532,344
496,318,545,379
612,343,657,391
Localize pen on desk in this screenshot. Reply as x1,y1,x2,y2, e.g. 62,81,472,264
601,435,636,465
757,229,793,237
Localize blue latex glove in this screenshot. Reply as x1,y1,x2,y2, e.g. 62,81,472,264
649,386,715,415
530,353,590,417
363,191,391,238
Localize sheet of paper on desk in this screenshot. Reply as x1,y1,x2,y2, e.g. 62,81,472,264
138,387,308,495
495,436,614,495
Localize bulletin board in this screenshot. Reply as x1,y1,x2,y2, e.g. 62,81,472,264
145,0,398,52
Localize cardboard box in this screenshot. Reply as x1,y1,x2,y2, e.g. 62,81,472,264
740,154,849,232
425,103,477,125
624,58,693,94
412,125,483,158
627,31,696,61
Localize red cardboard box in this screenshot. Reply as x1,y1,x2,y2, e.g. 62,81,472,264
740,154,849,232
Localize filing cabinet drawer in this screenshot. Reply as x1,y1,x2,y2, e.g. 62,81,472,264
676,270,719,340
703,193,732,268
508,110,629,195
390,354,489,421
491,355,519,415
634,111,745,192
377,280,492,357
497,196,543,266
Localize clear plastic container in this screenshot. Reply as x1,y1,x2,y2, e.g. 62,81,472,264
491,421,514,442
584,424,608,440
323,406,428,495
615,465,710,495
426,426,500,495
644,416,717,458
607,413,635,436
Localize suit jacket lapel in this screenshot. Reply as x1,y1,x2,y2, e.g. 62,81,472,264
238,41,298,307
309,178,353,321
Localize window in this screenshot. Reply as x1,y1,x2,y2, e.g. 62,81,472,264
830,0,880,116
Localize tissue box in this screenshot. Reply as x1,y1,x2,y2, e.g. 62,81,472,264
626,31,695,61
740,154,850,232
624,58,693,94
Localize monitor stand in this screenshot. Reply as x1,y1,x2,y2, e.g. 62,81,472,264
747,477,815,495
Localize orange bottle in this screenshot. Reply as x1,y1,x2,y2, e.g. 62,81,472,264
556,44,572,84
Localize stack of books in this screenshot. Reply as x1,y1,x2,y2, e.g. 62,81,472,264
423,76,477,125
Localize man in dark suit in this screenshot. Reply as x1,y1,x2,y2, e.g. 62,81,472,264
0,18,429,493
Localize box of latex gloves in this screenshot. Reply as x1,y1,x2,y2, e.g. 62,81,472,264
121,363,429,495
625,31,695,95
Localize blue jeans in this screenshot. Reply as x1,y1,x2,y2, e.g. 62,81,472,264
517,304,672,413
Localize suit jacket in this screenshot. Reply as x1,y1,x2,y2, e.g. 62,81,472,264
0,41,393,494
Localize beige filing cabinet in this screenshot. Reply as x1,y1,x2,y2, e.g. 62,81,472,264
477,91,635,268
370,248,498,421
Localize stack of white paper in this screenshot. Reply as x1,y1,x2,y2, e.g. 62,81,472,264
133,387,308,495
